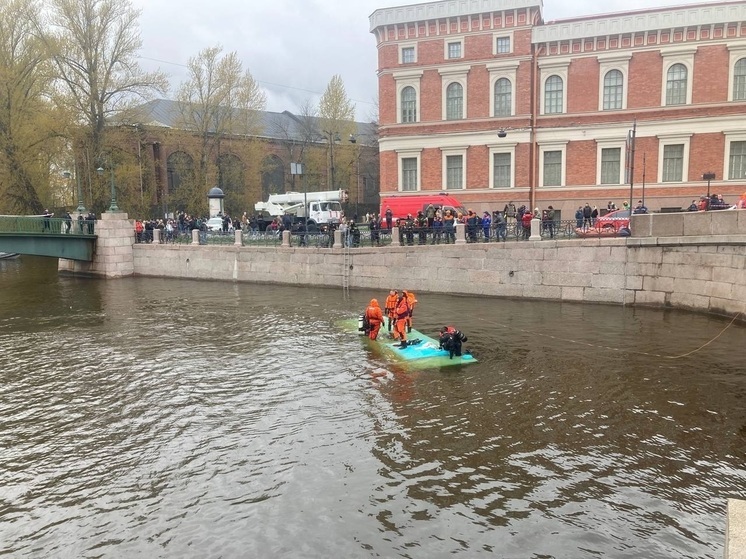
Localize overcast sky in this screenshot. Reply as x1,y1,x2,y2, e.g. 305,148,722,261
130,0,714,121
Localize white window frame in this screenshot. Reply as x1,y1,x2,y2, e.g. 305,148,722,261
539,142,568,187
493,32,514,55
538,59,570,115
399,42,417,64
439,65,470,121
597,53,631,111
441,147,467,190
397,149,422,192
660,47,696,107
727,45,746,101
488,142,517,189
487,61,519,118
724,131,746,180
656,133,691,183
445,38,464,60
393,70,423,124
595,139,626,185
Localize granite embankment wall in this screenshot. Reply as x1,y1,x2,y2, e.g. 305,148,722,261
132,211,746,318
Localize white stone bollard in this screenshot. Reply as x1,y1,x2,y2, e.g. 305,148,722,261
234,229,242,246
281,230,290,247
152,228,161,244
726,499,746,559
391,226,400,247
333,229,342,248
530,217,542,241
191,229,199,245
455,223,466,245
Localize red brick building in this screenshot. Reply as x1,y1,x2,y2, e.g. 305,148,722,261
370,0,746,217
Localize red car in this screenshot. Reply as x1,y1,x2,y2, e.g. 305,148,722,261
594,209,631,232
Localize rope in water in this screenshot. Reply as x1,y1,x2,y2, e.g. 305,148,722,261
479,312,742,360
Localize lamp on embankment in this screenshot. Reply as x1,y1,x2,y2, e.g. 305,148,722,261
97,164,119,212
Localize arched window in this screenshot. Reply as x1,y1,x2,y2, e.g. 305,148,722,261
166,151,194,211
544,75,563,114
446,82,463,120
734,58,746,101
603,69,623,110
261,155,285,200
493,78,512,117
666,63,687,106
401,86,416,123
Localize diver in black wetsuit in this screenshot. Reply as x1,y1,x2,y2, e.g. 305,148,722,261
438,326,468,359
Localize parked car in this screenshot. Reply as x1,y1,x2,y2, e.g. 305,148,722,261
205,217,223,232
594,209,631,232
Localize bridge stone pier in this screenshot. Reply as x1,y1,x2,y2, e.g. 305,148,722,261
58,211,134,278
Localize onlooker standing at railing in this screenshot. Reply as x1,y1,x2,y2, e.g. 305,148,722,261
425,203,436,228
521,210,532,240
432,215,443,244
369,214,381,246
504,201,517,225
443,210,455,244
575,207,583,228
494,211,507,242
481,211,491,242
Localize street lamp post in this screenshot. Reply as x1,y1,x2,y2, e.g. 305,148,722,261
97,164,119,212
63,164,87,214
291,162,305,239
703,172,715,207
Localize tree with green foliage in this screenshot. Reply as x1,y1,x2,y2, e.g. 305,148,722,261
173,45,267,215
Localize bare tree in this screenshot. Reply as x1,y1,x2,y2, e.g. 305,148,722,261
44,0,168,211
0,0,65,213
318,75,357,192
174,45,267,214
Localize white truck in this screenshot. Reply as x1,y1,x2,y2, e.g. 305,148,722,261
254,189,348,229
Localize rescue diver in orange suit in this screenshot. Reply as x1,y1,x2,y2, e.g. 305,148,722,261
364,299,384,340
405,290,417,333
394,292,410,348
384,290,398,333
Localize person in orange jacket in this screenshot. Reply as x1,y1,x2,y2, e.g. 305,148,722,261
404,290,417,332
384,290,398,332
393,291,410,348
364,299,384,340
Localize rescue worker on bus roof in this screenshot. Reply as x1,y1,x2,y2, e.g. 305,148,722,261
439,326,468,359
394,291,410,348
364,299,384,341
384,290,398,333
405,290,417,333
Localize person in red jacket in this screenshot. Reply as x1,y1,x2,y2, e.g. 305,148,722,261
393,291,410,348
364,299,384,340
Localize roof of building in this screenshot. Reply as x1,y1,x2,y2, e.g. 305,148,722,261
118,99,378,145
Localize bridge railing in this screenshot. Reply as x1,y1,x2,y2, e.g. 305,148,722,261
0,216,97,236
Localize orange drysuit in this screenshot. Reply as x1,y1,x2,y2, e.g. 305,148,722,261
364,299,384,340
405,290,417,331
394,294,410,343
384,290,398,332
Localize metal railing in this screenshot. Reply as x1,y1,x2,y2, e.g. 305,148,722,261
0,216,97,236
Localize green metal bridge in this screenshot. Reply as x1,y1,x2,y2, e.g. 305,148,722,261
0,216,97,261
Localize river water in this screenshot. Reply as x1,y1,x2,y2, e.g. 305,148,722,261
1,256,744,558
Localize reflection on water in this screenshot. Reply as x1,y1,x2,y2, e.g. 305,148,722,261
1,256,744,558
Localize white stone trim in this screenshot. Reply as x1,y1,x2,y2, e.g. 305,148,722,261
598,53,631,111
394,71,423,124
397,149,422,192
493,31,514,55
656,133,691,183
487,142,517,189
727,43,746,102
487,61,519,117
441,147,467,190
724,130,746,180
540,61,569,115
399,42,417,64
661,48,696,106
538,141,568,188
445,38,464,60
370,0,543,32
531,2,746,43
440,66,470,120
596,138,627,185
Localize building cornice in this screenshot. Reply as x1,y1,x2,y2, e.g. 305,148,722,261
532,2,746,44
370,0,544,33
